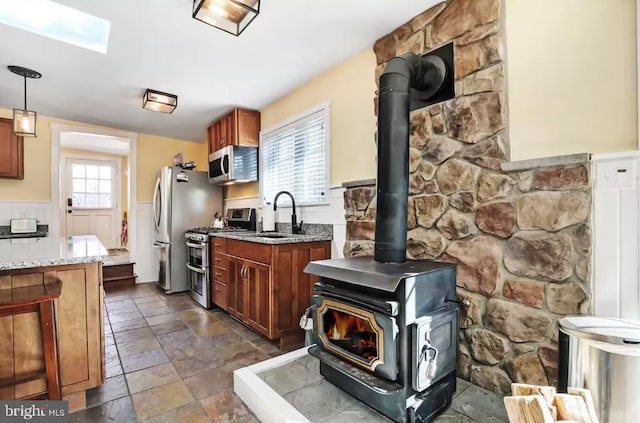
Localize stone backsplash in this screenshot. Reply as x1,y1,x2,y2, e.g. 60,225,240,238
344,0,593,395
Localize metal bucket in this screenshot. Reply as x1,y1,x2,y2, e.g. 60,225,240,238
559,316,640,423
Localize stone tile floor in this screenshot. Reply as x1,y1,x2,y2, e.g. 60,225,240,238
71,282,283,422
257,355,509,423
72,282,509,423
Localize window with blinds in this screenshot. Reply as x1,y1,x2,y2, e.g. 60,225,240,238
260,104,330,207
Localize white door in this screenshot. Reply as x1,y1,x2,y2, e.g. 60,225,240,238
65,158,119,249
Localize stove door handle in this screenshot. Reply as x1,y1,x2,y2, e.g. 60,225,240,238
186,241,207,249
186,263,206,274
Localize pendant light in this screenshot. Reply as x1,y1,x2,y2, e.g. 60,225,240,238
192,0,259,36
8,65,41,137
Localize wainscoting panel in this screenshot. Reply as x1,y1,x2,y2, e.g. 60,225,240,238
0,202,52,226
593,152,640,319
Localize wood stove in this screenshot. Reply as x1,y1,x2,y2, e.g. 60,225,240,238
304,46,458,423
307,257,458,423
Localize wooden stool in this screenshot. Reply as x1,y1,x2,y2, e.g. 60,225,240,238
0,281,62,400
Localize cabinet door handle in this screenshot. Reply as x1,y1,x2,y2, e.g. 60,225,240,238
215,272,222,277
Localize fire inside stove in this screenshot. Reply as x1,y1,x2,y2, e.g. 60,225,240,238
324,309,378,361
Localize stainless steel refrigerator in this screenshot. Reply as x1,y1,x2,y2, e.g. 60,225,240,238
152,166,222,293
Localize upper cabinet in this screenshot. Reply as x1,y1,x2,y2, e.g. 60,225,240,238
208,108,260,155
0,117,24,180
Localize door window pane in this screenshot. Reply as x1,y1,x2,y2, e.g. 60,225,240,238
70,160,115,209
99,166,111,179
72,178,85,193
98,194,112,208
85,194,99,208
99,180,111,193
72,193,85,208
86,165,99,179
72,164,85,178
86,179,99,193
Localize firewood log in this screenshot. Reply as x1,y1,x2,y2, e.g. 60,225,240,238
511,383,556,406
504,395,555,423
567,387,599,423
554,394,592,423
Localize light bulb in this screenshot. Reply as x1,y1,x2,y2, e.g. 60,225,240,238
20,114,31,132
209,5,228,18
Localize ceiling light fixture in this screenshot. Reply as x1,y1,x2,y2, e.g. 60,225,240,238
142,89,178,114
8,65,41,137
192,0,259,36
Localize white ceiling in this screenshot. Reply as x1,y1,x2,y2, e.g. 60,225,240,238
0,0,438,142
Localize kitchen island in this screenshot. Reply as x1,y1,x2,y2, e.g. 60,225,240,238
0,235,107,404
210,231,332,348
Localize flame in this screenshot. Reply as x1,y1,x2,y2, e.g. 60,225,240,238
325,310,376,348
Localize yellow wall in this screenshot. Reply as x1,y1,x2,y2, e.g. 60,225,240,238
506,0,638,160
0,109,52,201
226,49,378,199
0,108,207,202
137,133,207,201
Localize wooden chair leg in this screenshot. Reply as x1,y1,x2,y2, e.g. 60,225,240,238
39,301,60,400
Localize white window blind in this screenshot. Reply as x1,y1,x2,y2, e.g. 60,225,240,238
261,105,329,206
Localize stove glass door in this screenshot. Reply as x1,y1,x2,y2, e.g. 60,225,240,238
188,267,206,296
313,296,398,381
186,240,207,268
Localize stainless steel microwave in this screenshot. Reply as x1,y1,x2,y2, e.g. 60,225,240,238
208,145,258,185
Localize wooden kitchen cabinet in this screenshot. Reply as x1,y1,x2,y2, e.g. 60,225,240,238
227,256,247,321
0,262,104,399
210,236,330,347
207,108,260,154
0,117,24,180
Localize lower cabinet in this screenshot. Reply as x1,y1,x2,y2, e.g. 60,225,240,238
211,238,330,346
227,257,246,321
0,262,104,399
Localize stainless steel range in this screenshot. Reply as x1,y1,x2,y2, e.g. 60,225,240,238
185,208,256,308
305,45,458,423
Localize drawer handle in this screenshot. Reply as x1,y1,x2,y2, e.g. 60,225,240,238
623,339,640,344
215,258,222,262
215,272,222,277
216,286,223,291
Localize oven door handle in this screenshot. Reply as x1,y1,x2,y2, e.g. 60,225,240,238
186,241,207,249
186,263,206,274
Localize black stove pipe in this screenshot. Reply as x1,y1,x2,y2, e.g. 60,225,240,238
374,53,443,264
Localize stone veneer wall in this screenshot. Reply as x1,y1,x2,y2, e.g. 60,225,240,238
343,0,593,395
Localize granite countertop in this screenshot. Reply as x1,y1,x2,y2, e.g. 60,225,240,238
211,231,332,245
0,235,108,271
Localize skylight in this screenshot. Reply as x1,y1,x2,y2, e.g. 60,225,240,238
0,0,110,54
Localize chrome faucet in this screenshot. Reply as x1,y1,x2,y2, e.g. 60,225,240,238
273,191,303,234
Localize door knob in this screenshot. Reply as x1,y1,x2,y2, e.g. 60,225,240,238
67,210,72,214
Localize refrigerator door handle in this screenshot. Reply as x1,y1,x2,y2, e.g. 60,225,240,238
153,242,164,248
152,177,161,232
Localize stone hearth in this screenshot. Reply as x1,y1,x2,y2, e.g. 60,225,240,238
234,347,509,422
